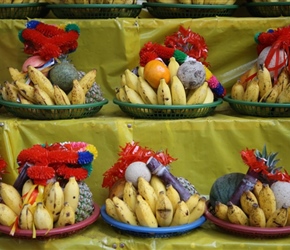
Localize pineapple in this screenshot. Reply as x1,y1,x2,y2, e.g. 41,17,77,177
75,181,95,223
177,177,198,195
77,71,105,103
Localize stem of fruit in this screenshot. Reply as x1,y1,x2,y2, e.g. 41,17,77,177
146,156,191,201
229,168,258,205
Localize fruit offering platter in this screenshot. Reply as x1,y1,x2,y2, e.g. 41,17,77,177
143,1,238,19
114,26,224,119
0,141,100,239
225,25,290,117
101,141,206,238
0,21,108,120
205,145,290,238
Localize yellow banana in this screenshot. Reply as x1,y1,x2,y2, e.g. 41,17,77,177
253,179,263,198
112,196,138,226
54,85,71,105
63,176,80,212
277,66,290,89
203,87,215,104
138,66,144,79
157,78,172,105
43,181,55,204
170,200,190,226
226,201,249,226
248,203,266,227
257,183,276,220
188,196,206,223
137,76,158,105
55,202,76,228
123,181,137,212
0,203,17,226
186,81,208,105
168,57,180,83
240,190,258,216
231,80,245,100
150,175,166,197
18,204,34,230
171,75,187,105
124,85,145,104
185,193,200,214
264,84,280,103
214,201,229,222
243,78,260,102
22,178,34,196
69,79,86,105
277,84,290,104
79,69,97,95
5,81,19,102
257,64,273,99
166,184,180,213
33,202,53,230
105,198,119,221
137,177,157,214
28,65,54,100
266,205,288,228
1,86,9,101
0,182,23,215
14,80,36,103
18,95,33,105
45,181,64,222
287,207,290,226
8,67,27,83
124,69,139,92
120,74,126,87
117,86,128,103
34,84,55,105
135,194,158,228
155,190,174,227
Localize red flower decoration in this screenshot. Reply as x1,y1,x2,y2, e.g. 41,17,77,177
102,141,177,188
26,165,55,185
0,157,7,180
56,164,88,181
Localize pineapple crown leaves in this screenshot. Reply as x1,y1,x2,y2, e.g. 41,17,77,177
254,145,282,174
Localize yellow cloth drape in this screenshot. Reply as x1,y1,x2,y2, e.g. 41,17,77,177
1,16,290,249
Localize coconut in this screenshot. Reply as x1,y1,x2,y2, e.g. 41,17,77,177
271,181,290,209
124,161,151,187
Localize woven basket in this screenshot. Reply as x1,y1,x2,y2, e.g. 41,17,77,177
246,2,290,17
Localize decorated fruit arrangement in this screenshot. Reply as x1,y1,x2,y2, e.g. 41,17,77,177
231,25,290,104
102,142,206,228
115,26,226,107
209,145,290,228
0,21,105,106
0,141,98,238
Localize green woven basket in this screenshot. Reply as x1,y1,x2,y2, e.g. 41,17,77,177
0,3,49,19
224,94,290,117
143,2,238,19
246,2,290,17
47,4,142,19
0,98,108,120
114,98,223,119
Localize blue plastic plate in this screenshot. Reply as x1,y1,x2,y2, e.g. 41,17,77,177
101,205,206,238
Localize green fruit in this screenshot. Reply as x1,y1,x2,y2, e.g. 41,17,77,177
209,172,245,208
49,59,79,93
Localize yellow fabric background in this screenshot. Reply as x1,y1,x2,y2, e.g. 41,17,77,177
1,16,290,249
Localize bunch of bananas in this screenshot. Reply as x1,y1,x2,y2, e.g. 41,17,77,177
105,175,206,227
231,64,290,104
46,0,136,4
147,0,236,4
0,176,80,233
0,0,42,3
115,57,215,106
214,180,290,228
1,66,97,106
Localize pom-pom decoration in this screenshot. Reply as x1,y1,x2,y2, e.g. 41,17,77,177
18,21,80,61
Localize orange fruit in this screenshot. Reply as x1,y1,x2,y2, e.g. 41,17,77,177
143,59,170,89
